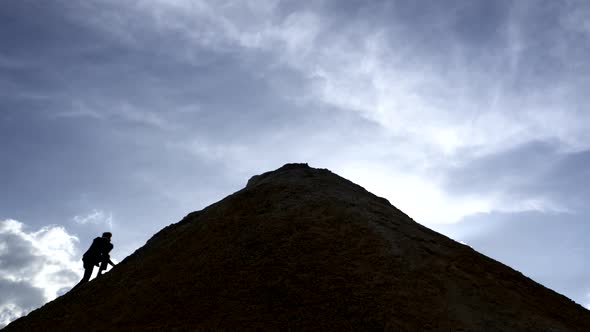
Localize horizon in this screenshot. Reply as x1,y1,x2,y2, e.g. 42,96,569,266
1,0,590,325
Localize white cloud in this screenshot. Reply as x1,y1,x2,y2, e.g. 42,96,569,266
98,0,590,219
0,219,82,327
72,210,114,229
195,1,590,154
54,101,173,130
53,0,590,221
0,304,23,329
113,103,173,130
54,100,105,120
560,0,590,36
336,162,492,224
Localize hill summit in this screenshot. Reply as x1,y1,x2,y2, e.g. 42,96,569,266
5,163,590,330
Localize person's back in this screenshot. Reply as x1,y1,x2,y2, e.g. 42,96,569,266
83,236,113,265
72,232,115,290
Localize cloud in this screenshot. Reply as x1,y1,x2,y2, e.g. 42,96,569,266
55,101,173,130
334,161,493,224
2,0,590,318
560,0,590,36
5,0,590,152
72,210,113,229
441,141,590,215
435,209,590,307
0,219,81,327
0,279,45,328
64,0,590,226
122,0,582,156
2,1,588,222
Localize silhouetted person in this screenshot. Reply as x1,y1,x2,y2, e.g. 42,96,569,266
73,232,115,290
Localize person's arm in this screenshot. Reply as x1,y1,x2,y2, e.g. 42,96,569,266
106,243,115,266
97,254,113,274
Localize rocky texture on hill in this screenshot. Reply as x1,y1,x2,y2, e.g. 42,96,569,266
4,163,590,331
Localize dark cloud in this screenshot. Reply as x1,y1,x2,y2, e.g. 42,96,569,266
0,220,81,326
56,287,70,297
442,140,590,211
2,0,590,323
47,270,80,285
442,140,559,196
528,149,590,209
0,278,45,327
435,210,590,307
312,0,512,56
0,0,344,242
0,233,43,275
0,278,45,310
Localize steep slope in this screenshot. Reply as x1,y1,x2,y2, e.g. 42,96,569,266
4,163,590,331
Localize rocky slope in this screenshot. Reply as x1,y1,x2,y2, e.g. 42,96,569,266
4,163,590,331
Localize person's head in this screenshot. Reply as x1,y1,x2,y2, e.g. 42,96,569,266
102,232,112,241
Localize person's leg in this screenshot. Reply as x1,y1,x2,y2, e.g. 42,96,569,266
72,260,94,290
81,261,94,282
97,254,111,276
97,259,107,276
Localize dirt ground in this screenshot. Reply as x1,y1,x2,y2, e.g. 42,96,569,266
5,164,590,331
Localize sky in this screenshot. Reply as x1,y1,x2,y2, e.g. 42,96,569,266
1,0,589,326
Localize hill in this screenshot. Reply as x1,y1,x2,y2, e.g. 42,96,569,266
4,163,590,331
